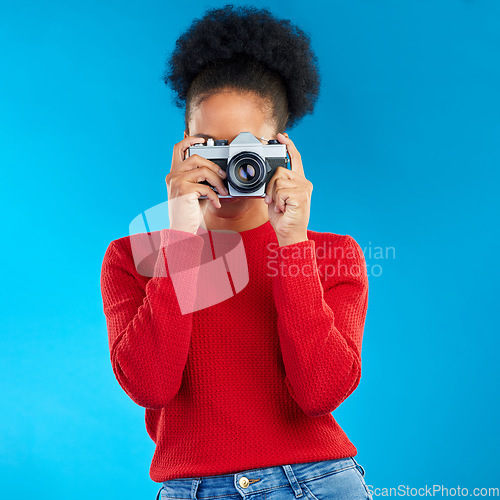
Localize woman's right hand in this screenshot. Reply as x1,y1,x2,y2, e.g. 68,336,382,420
166,135,229,234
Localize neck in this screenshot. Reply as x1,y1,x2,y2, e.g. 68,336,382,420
200,198,269,232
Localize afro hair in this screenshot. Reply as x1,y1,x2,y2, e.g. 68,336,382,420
162,4,321,130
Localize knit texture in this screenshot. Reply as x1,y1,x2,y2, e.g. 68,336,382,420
100,219,369,482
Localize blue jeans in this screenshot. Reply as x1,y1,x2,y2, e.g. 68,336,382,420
154,456,372,499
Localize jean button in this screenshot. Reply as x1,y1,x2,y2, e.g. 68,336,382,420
239,476,250,488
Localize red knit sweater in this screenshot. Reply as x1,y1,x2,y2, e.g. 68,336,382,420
100,219,369,482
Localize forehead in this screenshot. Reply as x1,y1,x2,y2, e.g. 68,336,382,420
189,91,274,141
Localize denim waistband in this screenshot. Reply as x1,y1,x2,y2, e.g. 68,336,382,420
156,456,361,499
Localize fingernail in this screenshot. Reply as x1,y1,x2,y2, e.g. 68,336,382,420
219,169,226,177
274,205,279,212
264,194,270,203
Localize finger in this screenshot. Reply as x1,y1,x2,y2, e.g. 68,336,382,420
184,165,228,195
191,183,222,209
276,132,305,177
265,166,292,204
264,176,296,204
173,136,206,164
273,187,301,213
179,154,228,181
169,177,222,209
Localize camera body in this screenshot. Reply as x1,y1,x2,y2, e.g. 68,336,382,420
187,132,289,198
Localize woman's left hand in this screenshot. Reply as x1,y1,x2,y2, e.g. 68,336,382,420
265,132,313,246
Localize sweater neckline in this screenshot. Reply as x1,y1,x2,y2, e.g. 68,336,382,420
237,219,275,240
203,219,275,241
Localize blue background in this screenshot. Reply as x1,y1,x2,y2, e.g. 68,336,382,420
1,0,498,498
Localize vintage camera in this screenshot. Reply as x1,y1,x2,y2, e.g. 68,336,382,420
187,132,289,198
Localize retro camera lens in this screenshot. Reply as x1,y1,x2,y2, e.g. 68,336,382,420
236,163,256,182
227,152,266,192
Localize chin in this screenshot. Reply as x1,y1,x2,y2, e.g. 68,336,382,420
214,196,257,216
219,196,258,206
218,197,249,212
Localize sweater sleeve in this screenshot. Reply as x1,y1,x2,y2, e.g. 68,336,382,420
271,235,369,418
100,229,205,410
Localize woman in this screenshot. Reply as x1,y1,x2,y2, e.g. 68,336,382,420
100,4,371,499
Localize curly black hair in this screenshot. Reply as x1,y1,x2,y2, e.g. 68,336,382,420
162,4,321,132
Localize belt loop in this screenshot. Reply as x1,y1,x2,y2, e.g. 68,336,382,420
191,478,202,499
281,465,305,498
351,457,365,476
